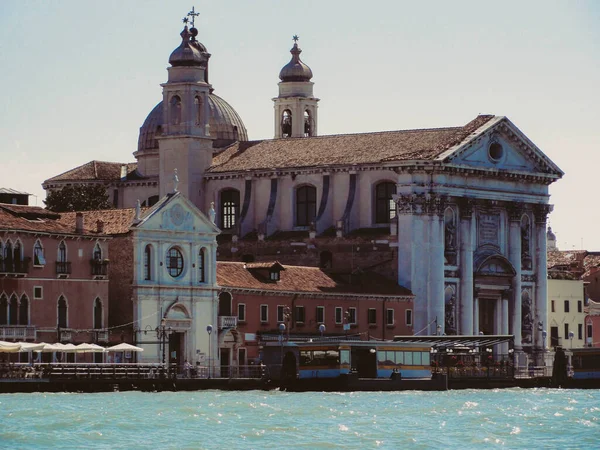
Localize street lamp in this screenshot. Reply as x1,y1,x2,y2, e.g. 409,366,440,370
319,323,326,339
569,330,574,349
542,330,547,350
279,323,286,368
206,324,213,379
155,318,172,367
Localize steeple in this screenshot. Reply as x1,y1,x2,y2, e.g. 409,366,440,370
273,36,319,139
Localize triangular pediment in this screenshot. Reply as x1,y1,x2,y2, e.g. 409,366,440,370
132,192,220,235
437,117,563,178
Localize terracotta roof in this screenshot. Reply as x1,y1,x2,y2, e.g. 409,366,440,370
0,204,60,220
217,261,413,297
44,161,139,183
245,261,285,270
0,188,30,195
208,115,495,173
547,251,586,270
0,205,78,234
58,208,142,235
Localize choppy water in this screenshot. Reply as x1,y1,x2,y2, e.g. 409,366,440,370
0,389,598,449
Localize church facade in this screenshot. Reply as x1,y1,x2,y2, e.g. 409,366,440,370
43,15,563,357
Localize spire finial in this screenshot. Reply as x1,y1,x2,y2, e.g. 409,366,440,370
187,6,200,28
173,168,179,193
292,34,299,43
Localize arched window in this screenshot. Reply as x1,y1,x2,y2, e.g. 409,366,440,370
58,241,67,262
0,295,7,325
304,110,312,137
57,296,68,328
296,185,317,227
194,95,203,126
198,247,206,283
220,189,240,230
33,240,45,266
13,241,22,272
19,295,28,326
281,110,292,137
93,298,103,329
93,243,102,261
4,241,13,270
218,292,232,316
170,95,181,126
375,182,397,224
144,245,152,281
9,294,18,326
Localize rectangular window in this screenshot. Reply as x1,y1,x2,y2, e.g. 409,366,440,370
335,307,343,324
578,301,582,313
587,324,593,340
260,304,268,323
237,303,246,322
113,189,119,208
295,306,305,323
564,300,570,313
277,305,285,323
33,286,43,300
406,309,413,326
316,306,325,324
270,271,280,281
386,309,394,326
551,300,555,313
578,323,583,340
564,323,569,339
368,308,377,325
348,307,357,325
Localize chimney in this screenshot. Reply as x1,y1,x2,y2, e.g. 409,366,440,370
96,220,104,233
120,165,128,179
75,212,84,234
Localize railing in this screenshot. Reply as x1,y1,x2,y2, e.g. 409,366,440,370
514,365,553,378
0,259,30,275
56,261,72,275
184,364,266,379
59,330,73,342
91,260,109,276
95,330,109,342
0,326,36,340
218,316,238,329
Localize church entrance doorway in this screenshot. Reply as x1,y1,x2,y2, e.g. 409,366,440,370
169,331,184,373
479,298,496,335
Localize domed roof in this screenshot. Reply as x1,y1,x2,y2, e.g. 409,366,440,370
137,93,248,152
279,42,313,82
547,227,556,240
169,26,210,67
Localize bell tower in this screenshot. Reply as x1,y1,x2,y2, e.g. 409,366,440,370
158,10,214,206
273,36,319,139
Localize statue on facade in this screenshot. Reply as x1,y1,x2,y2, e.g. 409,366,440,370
521,295,533,344
521,219,532,270
444,211,457,265
445,295,456,335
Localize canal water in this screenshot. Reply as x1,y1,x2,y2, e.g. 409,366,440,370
0,389,598,449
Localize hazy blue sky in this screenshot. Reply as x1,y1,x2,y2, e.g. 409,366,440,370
1,1,598,249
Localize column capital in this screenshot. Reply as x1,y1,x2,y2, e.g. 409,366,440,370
506,201,525,222
458,197,475,220
534,204,553,224
394,193,447,216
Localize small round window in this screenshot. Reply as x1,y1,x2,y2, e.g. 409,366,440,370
488,142,504,162
166,247,184,278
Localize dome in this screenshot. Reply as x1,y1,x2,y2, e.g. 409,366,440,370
279,43,313,82
137,93,248,152
547,227,556,241
169,26,210,67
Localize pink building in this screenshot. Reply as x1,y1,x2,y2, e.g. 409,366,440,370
216,261,414,365
0,204,110,355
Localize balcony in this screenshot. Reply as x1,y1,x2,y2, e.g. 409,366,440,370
219,316,238,329
56,261,72,276
0,258,30,277
0,326,36,340
95,330,109,342
59,329,72,342
91,260,109,277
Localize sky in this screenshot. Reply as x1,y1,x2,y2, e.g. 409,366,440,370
1,0,599,250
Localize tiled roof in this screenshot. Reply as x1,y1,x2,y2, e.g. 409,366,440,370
44,161,139,183
217,261,413,297
0,204,77,234
58,208,141,235
208,115,495,173
0,204,60,220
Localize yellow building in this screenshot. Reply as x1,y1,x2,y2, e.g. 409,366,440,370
547,278,586,349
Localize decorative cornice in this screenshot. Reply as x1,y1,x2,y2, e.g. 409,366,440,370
533,204,553,224
393,193,446,216
506,201,525,222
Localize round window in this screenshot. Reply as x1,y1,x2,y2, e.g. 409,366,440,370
488,142,504,162
166,247,184,278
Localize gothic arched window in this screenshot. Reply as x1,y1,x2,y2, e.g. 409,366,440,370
93,243,102,261
9,294,18,326
144,245,152,281
220,189,240,230
198,247,206,283
13,241,22,272
93,298,103,329
58,241,67,262
33,240,45,266
4,241,13,269
170,95,182,126
304,110,312,137
281,110,292,137
0,295,7,325
296,185,317,227
19,295,28,326
58,296,68,328
375,182,397,224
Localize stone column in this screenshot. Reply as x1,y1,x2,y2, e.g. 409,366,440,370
501,293,510,355
534,204,552,352
473,289,480,335
458,198,474,335
507,202,523,349
430,196,446,335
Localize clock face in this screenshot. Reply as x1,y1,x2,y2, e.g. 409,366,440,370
171,204,184,226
